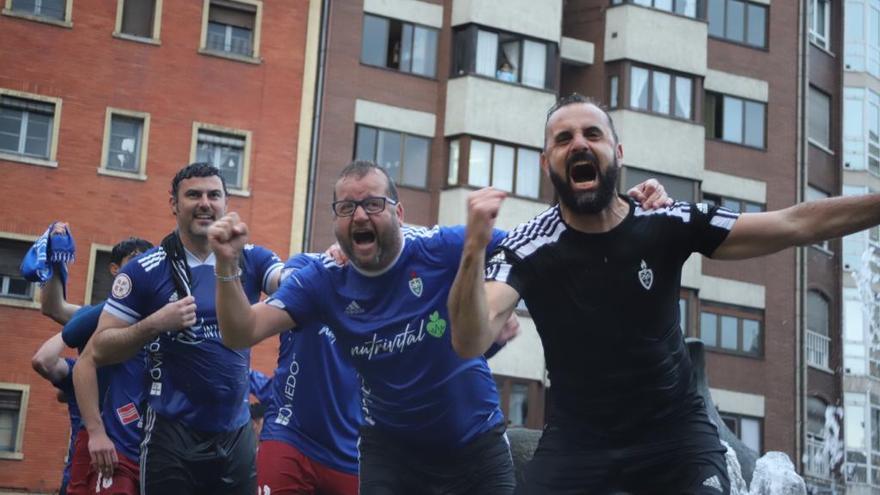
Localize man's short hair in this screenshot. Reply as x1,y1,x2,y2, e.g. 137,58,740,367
171,162,228,199
334,160,399,202
110,237,153,265
546,93,619,144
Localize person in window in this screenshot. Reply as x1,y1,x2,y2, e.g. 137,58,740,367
448,93,880,494
497,60,517,82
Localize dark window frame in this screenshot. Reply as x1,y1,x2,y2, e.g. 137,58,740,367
628,64,696,121
718,411,763,453
360,13,439,79
704,91,768,149
446,135,549,201
609,0,706,20
699,302,764,358
702,193,765,213
354,124,432,189
707,0,769,50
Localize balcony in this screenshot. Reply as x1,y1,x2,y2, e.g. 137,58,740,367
608,109,704,179
805,436,831,480
451,0,561,43
806,330,831,371
604,3,707,76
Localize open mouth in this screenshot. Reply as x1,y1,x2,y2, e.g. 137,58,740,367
194,213,215,222
570,161,598,184
352,230,376,245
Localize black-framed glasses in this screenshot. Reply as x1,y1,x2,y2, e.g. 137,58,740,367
331,196,398,217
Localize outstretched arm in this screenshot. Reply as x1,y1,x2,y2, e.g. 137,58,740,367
448,188,522,359
713,193,880,260
209,213,297,349
72,342,117,478
31,332,69,383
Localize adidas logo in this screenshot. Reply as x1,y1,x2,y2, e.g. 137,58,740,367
345,301,364,315
701,475,723,492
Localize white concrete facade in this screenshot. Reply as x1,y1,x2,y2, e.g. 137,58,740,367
560,36,595,66
438,187,550,232
710,387,766,417
702,170,767,204
487,314,547,382
450,0,562,42
610,109,705,179
354,99,437,138
704,69,769,102
362,0,444,28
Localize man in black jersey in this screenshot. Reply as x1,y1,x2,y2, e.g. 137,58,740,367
448,93,880,495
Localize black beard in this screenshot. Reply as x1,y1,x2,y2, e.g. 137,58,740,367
549,154,619,214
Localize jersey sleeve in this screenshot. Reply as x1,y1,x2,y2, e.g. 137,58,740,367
683,202,741,257
103,257,152,324
485,247,527,297
243,244,284,294
430,225,507,266
264,259,323,329
62,303,104,350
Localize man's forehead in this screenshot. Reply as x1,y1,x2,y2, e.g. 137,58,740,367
335,170,387,194
180,176,223,191
548,103,607,131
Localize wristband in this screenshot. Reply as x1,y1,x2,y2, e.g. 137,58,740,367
215,267,242,282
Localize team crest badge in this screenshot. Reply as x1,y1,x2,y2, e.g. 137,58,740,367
111,273,132,299
409,272,423,298
638,260,653,290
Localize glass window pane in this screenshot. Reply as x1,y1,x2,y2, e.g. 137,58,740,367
707,0,725,37
216,146,243,189
24,113,50,157
675,77,692,119
121,0,155,37
743,319,760,354
412,27,438,77
107,115,142,172
0,409,16,451
610,76,619,109
723,96,744,143
631,67,649,110
376,130,402,182
355,126,377,161
399,23,413,72
492,145,515,192
727,0,746,42
741,418,761,453
808,291,830,335
676,0,697,17
720,316,738,350
508,384,529,427
744,101,765,148
448,139,460,185
229,26,253,56
401,135,429,187
361,15,390,67
721,197,741,213
846,397,866,449
700,312,717,347
746,4,767,47
469,140,492,187
522,40,547,88
845,298,865,341
809,88,831,147
42,0,64,19
679,298,688,334
476,31,499,77
515,148,541,198
652,71,671,114
654,0,673,11
206,22,227,51
498,37,520,82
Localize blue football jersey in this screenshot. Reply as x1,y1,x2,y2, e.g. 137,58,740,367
104,244,282,432
53,358,81,491
266,226,506,449
260,254,362,474
63,302,146,461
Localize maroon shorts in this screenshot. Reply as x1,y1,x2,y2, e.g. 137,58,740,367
86,452,139,495
66,429,91,495
257,440,357,495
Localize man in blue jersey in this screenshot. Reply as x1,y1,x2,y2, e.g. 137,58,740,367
37,230,152,495
449,94,880,494
74,163,284,495
210,160,669,494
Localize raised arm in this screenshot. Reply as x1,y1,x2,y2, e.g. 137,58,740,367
448,188,521,359
39,270,80,325
713,193,880,260
209,213,296,349
31,332,69,383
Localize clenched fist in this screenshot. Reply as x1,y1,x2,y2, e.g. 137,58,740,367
466,188,507,250
147,296,197,334
209,213,249,266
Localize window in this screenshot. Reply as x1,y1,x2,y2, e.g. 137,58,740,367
448,140,460,186
809,86,832,149
702,193,764,213
100,109,149,177
807,290,832,369
202,0,261,59
361,14,438,78
679,297,688,334
629,66,693,119
0,384,28,459
89,249,113,305
192,123,251,192
846,393,869,483
0,92,60,163
844,0,880,76
452,25,556,90
699,303,763,356
451,138,543,198
611,0,699,18
842,185,880,270
115,0,160,40
8,0,66,21
806,187,831,250
719,412,762,453
843,87,880,174
355,125,430,188
609,76,619,109
705,91,766,148
844,288,867,374
0,238,36,302
706,0,767,48
809,0,831,49
622,167,697,202
806,397,831,479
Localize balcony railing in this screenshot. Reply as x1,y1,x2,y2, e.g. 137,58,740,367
805,436,830,480
806,330,831,370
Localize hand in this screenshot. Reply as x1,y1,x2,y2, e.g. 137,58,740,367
466,188,507,249
495,313,521,346
324,243,349,266
87,429,118,478
208,213,249,267
51,222,69,236
147,296,197,333
627,179,673,210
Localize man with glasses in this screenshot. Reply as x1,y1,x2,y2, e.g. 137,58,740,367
210,160,670,494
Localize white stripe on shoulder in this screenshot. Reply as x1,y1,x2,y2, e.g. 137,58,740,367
104,299,141,324
137,249,166,273
634,201,692,223
499,206,566,259
403,225,440,240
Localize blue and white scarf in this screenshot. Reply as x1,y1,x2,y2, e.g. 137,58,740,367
20,222,76,295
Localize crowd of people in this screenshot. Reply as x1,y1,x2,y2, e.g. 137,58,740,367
26,94,880,495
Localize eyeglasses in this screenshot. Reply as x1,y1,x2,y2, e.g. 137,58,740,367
331,196,398,217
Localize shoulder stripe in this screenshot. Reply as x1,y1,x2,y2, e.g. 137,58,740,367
499,206,566,258
104,299,141,324
634,202,692,223
138,249,166,273
403,225,440,240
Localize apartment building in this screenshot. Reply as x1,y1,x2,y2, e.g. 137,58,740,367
0,0,314,492
304,2,844,491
